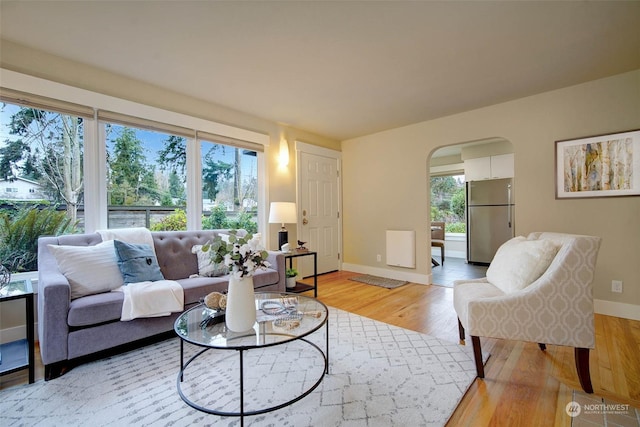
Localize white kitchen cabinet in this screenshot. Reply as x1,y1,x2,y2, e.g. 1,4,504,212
464,153,514,181
463,157,491,181
490,153,514,178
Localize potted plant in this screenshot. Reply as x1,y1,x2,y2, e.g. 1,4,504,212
286,267,298,290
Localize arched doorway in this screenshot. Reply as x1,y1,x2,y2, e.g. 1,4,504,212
427,138,514,286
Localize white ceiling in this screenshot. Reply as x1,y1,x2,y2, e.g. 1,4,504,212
1,1,639,141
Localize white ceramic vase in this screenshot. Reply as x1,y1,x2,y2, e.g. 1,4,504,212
225,276,256,332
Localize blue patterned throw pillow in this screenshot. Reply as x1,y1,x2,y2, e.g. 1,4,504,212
113,240,165,285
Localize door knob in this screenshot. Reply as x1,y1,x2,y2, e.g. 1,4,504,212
302,218,308,225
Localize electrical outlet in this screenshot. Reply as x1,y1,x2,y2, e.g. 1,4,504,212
376,254,382,262
611,280,623,293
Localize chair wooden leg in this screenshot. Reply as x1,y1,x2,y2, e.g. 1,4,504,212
575,347,593,393
471,336,484,378
441,247,445,264
538,343,546,351
458,318,465,341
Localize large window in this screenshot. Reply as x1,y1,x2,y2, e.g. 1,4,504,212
200,139,258,233
104,122,188,230
1,78,269,271
0,101,86,229
95,108,266,232
0,100,86,272
0,81,269,231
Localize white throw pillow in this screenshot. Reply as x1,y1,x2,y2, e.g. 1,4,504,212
48,240,124,299
486,236,560,294
191,244,228,277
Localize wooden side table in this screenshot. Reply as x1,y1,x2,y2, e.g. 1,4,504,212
283,250,318,297
0,279,35,383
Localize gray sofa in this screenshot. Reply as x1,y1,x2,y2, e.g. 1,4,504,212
37,229,285,380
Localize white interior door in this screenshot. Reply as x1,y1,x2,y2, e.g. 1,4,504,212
298,145,341,276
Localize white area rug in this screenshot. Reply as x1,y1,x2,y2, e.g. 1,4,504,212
0,308,485,426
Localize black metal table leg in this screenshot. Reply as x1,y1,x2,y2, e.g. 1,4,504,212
239,349,245,426
179,339,184,382
26,293,35,384
325,313,330,374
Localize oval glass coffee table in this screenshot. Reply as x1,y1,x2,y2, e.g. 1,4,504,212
174,292,329,425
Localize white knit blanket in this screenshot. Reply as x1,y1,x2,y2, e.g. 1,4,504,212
115,280,184,321
98,227,184,320
96,227,156,254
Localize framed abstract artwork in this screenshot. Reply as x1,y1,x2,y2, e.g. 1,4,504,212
555,129,640,199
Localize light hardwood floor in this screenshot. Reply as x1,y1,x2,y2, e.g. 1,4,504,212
310,271,640,426
2,270,639,426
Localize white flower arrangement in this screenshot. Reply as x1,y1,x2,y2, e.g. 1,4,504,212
203,230,270,279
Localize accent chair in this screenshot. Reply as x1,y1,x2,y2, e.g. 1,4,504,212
453,232,601,393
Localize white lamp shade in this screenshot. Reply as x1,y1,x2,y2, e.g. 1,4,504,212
268,202,297,224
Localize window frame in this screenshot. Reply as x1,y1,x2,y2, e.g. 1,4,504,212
1,69,270,233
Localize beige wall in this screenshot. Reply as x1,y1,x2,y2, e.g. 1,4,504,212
343,70,640,314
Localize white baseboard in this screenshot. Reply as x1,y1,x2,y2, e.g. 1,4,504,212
341,263,431,285
0,323,39,345
594,299,640,321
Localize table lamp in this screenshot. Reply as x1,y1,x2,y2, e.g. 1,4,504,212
268,202,297,251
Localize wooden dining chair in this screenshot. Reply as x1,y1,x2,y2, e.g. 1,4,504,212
430,221,445,265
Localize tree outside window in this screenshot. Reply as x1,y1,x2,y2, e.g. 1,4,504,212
107,125,166,207
0,103,84,224
430,175,466,233
0,102,80,272
199,140,258,233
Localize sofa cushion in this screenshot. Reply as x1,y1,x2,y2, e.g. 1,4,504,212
177,267,280,305
252,268,280,289
68,291,124,327
191,244,228,277
177,276,229,305
153,230,249,280
114,240,164,284
153,230,217,280
486,236,560,294
48,240,124,299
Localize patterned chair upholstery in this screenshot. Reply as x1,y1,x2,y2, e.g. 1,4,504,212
453,232,601,393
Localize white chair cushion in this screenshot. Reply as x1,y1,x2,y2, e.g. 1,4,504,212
453,280,505,328
486,236,560,294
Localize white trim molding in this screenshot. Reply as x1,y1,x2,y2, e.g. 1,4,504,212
594,300,640,321
0,69,269,146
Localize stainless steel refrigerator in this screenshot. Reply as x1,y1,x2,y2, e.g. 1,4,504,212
466,178,515,265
